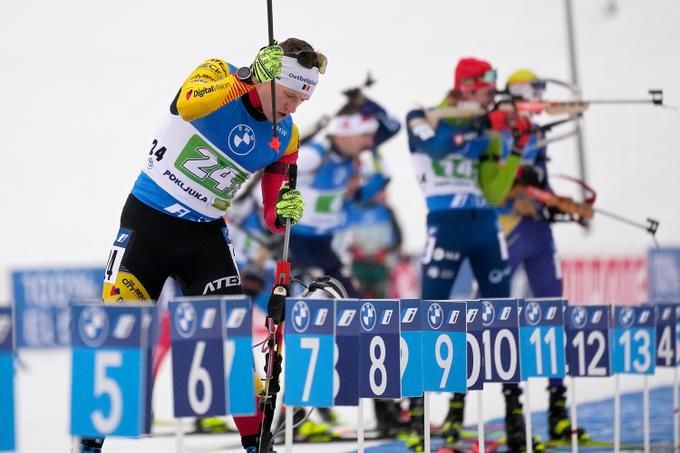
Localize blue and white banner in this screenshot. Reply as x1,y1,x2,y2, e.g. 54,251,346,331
519,299,566,379
0,307,16,451
648,247,680,301
12,267,103,347
70,303,155,437
284,298,335,407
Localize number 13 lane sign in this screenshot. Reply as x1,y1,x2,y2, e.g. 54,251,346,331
611,306,656,375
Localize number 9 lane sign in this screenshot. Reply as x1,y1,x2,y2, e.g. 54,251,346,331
71,304,156,437
519,299,566,380
611,306,656,375
566,305,610,377
284,298,335,407
422,300,467,393
359,300,401,399
334,299,361,406
0,307,15,451
170,298,226,417
400,299,423,398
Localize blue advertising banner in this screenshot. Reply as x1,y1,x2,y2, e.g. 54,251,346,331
12,267,103,347
648,248,680,301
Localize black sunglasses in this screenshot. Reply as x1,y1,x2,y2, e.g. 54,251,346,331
288,50,327,74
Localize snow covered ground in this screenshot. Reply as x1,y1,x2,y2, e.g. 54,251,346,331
13,348,676,452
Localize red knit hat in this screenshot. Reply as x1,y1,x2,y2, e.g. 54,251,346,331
454,57,496,91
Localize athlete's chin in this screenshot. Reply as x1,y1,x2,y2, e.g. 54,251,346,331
276,112,289,121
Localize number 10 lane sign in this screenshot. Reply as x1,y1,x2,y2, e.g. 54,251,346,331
359,300,401,399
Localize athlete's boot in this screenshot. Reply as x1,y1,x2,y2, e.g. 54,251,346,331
404,397,424,452
79,438,104,453
548,385,589,442
294,419,338,442
374,399,403,438
504,386,545,453
440,393,465,446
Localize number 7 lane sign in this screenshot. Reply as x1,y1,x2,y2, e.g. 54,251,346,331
284,298,335,407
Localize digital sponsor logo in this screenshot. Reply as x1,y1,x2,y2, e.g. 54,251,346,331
482,301,495,326
525,302,542,326
571,307,587,329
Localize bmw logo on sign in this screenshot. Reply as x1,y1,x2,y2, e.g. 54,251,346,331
619,307,635,328
482,301,495,327
428,303,444,330
79,306,109,347
360,302,377,331
175,302,198,339
292,301,311,333
525,302,542,326
571,306,587,329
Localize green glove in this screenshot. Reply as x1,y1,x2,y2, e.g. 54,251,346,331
251,44,284,84
275,183,304,226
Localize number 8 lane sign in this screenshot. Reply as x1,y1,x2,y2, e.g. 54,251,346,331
284,298,335,407
359,300,401,399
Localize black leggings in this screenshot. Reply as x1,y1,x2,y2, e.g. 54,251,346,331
103,194,243,301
